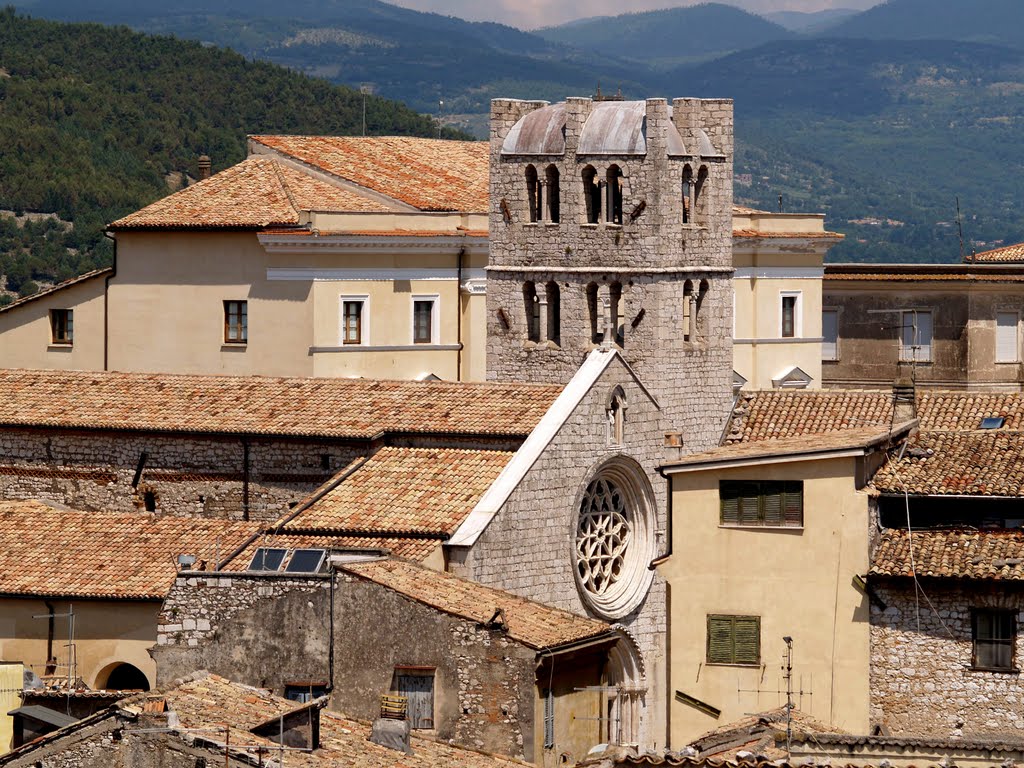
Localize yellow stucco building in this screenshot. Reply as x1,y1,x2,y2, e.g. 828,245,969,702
0,135,840,389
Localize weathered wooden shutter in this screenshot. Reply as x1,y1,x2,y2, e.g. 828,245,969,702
397,674,434,729
738,482,761,525
782,482,803,526
720,482,740,524
707,615,735,664
733,616,760,665
543,688,555,748
761,486,783,525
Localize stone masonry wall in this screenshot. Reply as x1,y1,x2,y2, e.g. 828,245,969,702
153,572,537,762
0,427,364,520
871,580,1024,739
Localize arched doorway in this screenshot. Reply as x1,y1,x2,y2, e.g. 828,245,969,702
97,662,151,691
603,634,645,748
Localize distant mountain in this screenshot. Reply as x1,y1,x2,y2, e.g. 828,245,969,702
765,8,860,33
825,0,1024,48
664,38,1024,262
0,9,464,295
535,4,794,68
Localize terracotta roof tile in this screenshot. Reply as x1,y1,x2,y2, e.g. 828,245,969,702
873,431,1024,497
725,390,894,444
917,391,1024,431
0,500,257,598
109,156,389,230
251,135,488,212
732,229,842,239
343,558,613,650
137,672,529,768
969,242,1024,263
279,446,514,536
871,528,1024,581
690,706,841,760
0,369,560,439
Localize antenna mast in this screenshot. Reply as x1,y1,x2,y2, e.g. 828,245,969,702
956,196,966,262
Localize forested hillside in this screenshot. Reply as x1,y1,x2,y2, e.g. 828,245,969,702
824,0,1024,48
0,9,461,300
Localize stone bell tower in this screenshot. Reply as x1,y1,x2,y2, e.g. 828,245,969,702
487,96,734,452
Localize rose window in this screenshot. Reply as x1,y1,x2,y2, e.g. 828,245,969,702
576,478,632,596
572,460,655,620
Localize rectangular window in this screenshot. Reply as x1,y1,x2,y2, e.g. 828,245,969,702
707,615,760,665
900,310,932,362
997,312,1019,363
223,300,247,344
394,669,434,729
973,609,1015,671
543,688,554,749
284,682,328,703
781,293,799,338
49,309,73,345
822,309,839,361
413,299,435,344
342,300,364,345
720,480,803,527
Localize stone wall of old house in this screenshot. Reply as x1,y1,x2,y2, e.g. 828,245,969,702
871,580,1024,738
152,571,538,762
0,427,362,520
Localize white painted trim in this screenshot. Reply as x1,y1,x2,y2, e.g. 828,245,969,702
733,337,824,345
732,267,824,280
339,294,369,346
268,267,487,282
448,349,652,549
259,234,488,255
461,277,487,295
310,344,462,353
411,294,440,345
662,448,867,474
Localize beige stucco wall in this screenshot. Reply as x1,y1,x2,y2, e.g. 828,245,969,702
0,598,160,690
534,651,605,767
0,662,22,754
0,276,106,371
661,455,871,746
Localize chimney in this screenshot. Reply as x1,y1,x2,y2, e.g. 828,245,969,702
892,373,916,423
369,694,412,755
198,155,212,180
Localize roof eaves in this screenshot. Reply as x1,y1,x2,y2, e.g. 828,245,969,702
0,268,113,314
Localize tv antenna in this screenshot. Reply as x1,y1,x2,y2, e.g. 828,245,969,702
736,635,809,762
956,196,967,262
33,604,76,690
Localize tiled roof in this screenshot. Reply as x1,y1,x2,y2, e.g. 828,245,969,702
109,156,389,230
725,390,894,444
733,229,842,239
0,369,561,439
251,135,489,212
665,426,906,470
917,391,1024,431
0,268,111,314
872,431,1024,496
0,500,257,599
825,264,1024,282
969,242,1024,263
871,528,1024,581
131,672,529,768
342,558,614,650
689,706,841,760
278,446,514,536
223,532,441,569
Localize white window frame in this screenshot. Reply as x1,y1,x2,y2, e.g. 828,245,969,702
899,309,932,363
997,311,1019,363
822,307,839,361
411,294,440,345
779,291,802,339
340,294,369,346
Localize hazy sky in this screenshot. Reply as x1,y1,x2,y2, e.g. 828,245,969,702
389,0,880,29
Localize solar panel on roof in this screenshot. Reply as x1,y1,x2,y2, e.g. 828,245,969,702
285,549,326,573
249,548,286,571
981,416,1006,430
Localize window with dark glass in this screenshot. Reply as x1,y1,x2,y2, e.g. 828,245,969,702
343,300,363,344
413,300,433,344
707,614,760,665
720,480,803,527
973,609,1015,671
223,300,247,344
50,309,73,345
781,295,797,338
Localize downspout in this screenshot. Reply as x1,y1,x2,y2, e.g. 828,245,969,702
456,245,465,382
43,600,55,674
650,467,673,568
242,437,250,521
102,232,118,371
327,568,336,694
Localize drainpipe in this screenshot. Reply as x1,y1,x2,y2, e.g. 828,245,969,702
43,600,56,674
327,568,336,694
102,232,118,371
650,466,673,569
241,437,250,521
456,245,465,382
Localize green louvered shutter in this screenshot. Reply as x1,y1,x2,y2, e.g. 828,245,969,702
707,616,734,664
733,616,761,664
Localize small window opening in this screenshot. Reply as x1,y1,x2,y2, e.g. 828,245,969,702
342,300,363,345
545,165,560,223
285,683,328,703
607,388,626,446
683,281,694,342
587,283,602,344
781,294,797,338
981,417,1006,430
606,165,623,225
546,281,561,346
694,166,709,224
524,282,540,342
49,309,74,345
682,165,693,224
525,165,541,222
320,453,331,471
696,280,709,340
413,299,434,344
610,282,623,347
143,490,157,512
582,166,600,224
223,300,247,344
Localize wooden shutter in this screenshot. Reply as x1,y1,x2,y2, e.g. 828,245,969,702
707,616,734,664
397,674,434,729
738,482,761,525
782,482,804,526
720,482,740,524
761,486,783,525
998,312,1019,363
733,616,760,664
